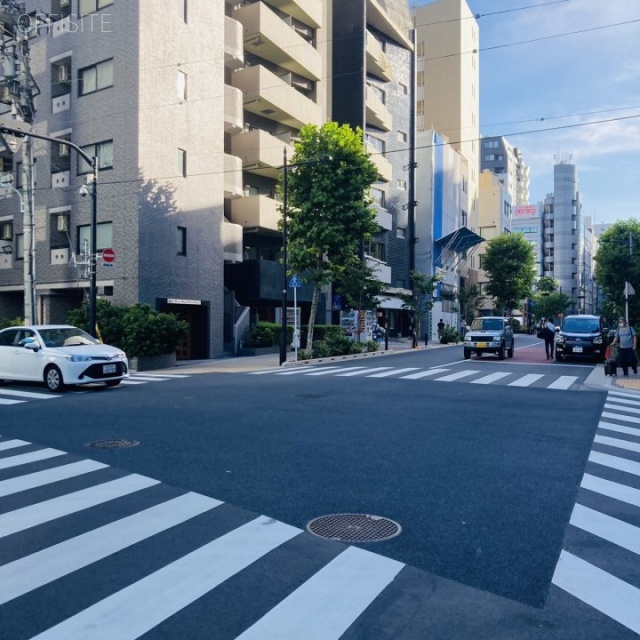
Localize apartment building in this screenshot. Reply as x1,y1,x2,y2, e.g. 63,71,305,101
224,0,328,330
0,0,333,358
541,159,585,308
330,0,415,336
479,135,530,208
511,204,543,277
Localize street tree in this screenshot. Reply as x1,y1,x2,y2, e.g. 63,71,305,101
283,122,379,350
536,276,557,294
458,283,484,324
531,291,572,322
334,254,385,312
400,270,439,342
594,219,640,322
482,232,536,314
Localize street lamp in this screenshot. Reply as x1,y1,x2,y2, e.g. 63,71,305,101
0,119,100,337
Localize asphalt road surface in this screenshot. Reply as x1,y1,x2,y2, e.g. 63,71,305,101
1,337,639,639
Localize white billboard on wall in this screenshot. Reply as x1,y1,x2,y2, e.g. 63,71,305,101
514,204,538,218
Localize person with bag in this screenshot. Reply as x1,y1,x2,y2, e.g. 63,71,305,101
543,317,556,359
610,317,637,376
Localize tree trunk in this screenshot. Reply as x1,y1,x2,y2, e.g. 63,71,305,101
307,283,321,351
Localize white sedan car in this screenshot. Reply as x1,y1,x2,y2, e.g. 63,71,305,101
0,325,129,392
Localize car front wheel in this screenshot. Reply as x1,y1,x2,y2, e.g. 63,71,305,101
463,348,471,360
498,343,506,360
507,340,514,358
44,365,66,393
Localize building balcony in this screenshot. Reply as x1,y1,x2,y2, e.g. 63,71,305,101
222,220,243,263
232,65,322,129
366,255,392,284
224,154,243,200
366,85,392,132
52,93,71,114
544,255,554,264
224,85,243,134
366,0,413,49
230,195,281,232
225,16,244,70
372,203,392,231
234,2,321,81
366,143,392,182
543,240,554,250
261,0,323,29
366,34,392,82
231,128,294,180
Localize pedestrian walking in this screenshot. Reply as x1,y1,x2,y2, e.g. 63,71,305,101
544,317,556,359
610,317,637,376
437,318,445,338
460,319,467,337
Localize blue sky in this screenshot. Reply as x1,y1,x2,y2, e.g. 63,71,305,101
413,0,640,225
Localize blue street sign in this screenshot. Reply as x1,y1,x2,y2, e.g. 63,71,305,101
289,275,302,288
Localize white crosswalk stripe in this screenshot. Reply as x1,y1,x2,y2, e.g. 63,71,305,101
0,373,191,405
552,391,640,636
0,436,409,638
247,365,587,389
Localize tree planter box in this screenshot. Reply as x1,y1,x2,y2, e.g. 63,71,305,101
129,353,176,372
239,346,280,357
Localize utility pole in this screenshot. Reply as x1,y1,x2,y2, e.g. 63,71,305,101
0,0,39,323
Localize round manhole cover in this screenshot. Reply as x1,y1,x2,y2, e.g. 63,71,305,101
86,439,140,449
306,513,402,543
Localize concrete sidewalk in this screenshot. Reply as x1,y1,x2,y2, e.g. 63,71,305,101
165,337,445,375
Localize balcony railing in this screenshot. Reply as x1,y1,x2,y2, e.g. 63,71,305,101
231,128,295,179
224,154,243,200
225,16,244,70
230,195,281,232
366,34,392,82
224,85,243,134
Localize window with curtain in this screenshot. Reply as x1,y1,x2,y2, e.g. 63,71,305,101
78,140,113,174
79,59,113,96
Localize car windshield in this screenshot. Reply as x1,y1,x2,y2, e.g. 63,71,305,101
39,327,100,347
471,318,504,331
562,318,600,333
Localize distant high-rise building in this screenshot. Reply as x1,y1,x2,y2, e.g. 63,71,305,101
480,136,530,207
542,159,584,308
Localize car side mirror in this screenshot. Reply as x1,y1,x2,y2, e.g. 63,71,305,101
555,327,560,332
24,341,40,352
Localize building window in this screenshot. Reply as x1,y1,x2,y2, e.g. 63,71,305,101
483,140,499,149
182,0,188,22
370,187,385,207
51,135,72,173
397,179,407,191
79,59,113,96
78,140,113,174
397,227,407,239
397,130,408,144
398,82,408,95
178,148,187,177
461,210,467,226
177,71,187,101
52,59,72,98
366,241,386,262
14,161,22,189
365,134,385,153
177,226,187,255
367,83,385,103
78,221,112,254
15,233,23,260
51,0,72,20
79,0,113,17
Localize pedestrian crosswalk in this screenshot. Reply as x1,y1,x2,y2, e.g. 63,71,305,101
248,365,581,390
0,436,405,639
0,373,190,405
552,389,640,636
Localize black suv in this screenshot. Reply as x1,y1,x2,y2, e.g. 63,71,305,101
555,314,608,362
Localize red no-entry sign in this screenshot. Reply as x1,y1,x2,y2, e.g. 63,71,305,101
102,248,115,263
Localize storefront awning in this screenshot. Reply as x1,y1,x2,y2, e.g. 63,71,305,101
376,296,406,310
435,226,484,254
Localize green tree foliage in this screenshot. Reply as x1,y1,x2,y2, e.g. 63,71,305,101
457,283,484,324
399,270,439,339
532,291,571,322
536,276,557,294
482,233,536,313
334,254,385,312
283,122,379,350
68,300,188,357
594,219,640,322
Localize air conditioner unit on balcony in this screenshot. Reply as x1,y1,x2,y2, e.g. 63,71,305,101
0,223,13,241
57,63,70,83
56,213,69,232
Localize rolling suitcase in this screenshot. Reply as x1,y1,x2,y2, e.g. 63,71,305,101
604,358,617,376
